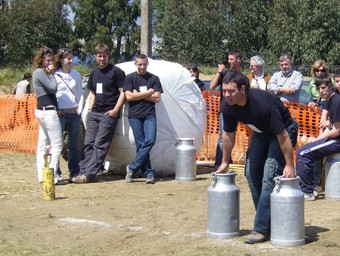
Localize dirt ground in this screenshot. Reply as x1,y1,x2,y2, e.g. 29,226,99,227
0,152,340,256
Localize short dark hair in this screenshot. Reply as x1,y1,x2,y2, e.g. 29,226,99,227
315,74,333,88
228,50,241,60
222,70,249,90
135,53,148,60
23,73,31,80
334,69,340,78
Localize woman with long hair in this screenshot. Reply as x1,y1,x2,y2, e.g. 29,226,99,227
33,46,66,185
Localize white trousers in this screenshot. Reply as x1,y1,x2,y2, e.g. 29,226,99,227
35,109,63,183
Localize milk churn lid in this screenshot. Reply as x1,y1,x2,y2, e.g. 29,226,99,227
176,138,196,143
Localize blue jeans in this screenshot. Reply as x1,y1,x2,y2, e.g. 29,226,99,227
245,120,298,234
128,116,157,178
78,111,119,176
58,113,81,178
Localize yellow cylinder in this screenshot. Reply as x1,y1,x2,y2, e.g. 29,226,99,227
42,154,55,200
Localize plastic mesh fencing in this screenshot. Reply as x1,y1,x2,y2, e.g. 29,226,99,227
0,94,38,154
197,91,321,164
197,90,252,164
0,91,321,164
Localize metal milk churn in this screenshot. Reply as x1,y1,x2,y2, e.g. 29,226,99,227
175,138,196,181
42,154,55,200
325,153,340,200
270,176,304,246
207,172,240,238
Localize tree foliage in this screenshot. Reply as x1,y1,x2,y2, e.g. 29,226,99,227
154,0,339,67
69,0,140,62
153,0,271,66
153,0,229,66
267,0,340,66
0,0,339,69
1,0,72,67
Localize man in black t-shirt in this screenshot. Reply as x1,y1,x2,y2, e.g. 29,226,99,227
73,44,126,183
210,51,243,169
217,70,298,244
123,54,163,184
296,75,340,201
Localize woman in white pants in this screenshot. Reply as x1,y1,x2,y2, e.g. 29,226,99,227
32,46,66,185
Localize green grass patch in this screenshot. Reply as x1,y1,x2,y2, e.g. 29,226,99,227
199,66,216,75
73,65,91,76
0,65,90,87
0,68,32,86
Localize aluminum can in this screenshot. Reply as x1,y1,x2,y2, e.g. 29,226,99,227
271,176,304,246
175,138,196,181
325,153,340,200
207,172,239,238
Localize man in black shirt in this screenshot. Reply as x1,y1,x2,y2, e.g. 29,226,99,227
73,44,126,183
123,54,163,184
210,51,242,169
217,70,298,244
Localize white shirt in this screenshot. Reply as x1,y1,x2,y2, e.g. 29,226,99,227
15,79,29,95
251,73,267,91
55,69,84,114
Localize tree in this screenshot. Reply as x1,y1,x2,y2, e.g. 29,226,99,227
69,0,140,62
267,0,340,66
225,0,271,60
153,0,271,67
153,0,229,66
0,0,72,67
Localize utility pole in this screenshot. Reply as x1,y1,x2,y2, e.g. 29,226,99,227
140,0,152,57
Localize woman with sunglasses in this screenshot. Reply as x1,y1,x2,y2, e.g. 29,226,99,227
309,60,329,107
54,48,83,181
33,46,66,185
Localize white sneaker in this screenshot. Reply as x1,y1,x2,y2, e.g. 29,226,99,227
313,190,318,198
304,193,315,201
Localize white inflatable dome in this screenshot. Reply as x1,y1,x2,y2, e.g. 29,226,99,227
83,59,206,176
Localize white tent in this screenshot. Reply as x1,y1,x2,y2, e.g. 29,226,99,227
83,59,206,176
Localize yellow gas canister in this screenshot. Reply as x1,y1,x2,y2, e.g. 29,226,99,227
42,154,55,200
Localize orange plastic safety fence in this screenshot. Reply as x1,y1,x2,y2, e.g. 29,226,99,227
197,90,252,164
0,94,38,154
0,91,321,163
198,90,321,165
284,102,321,147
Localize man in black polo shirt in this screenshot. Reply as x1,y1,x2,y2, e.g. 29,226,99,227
73,44,126,183
216,70,298,244
296,75,340,201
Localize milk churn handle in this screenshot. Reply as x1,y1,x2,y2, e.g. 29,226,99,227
211,172,217,187
43,154,51,168
273,176,282,193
